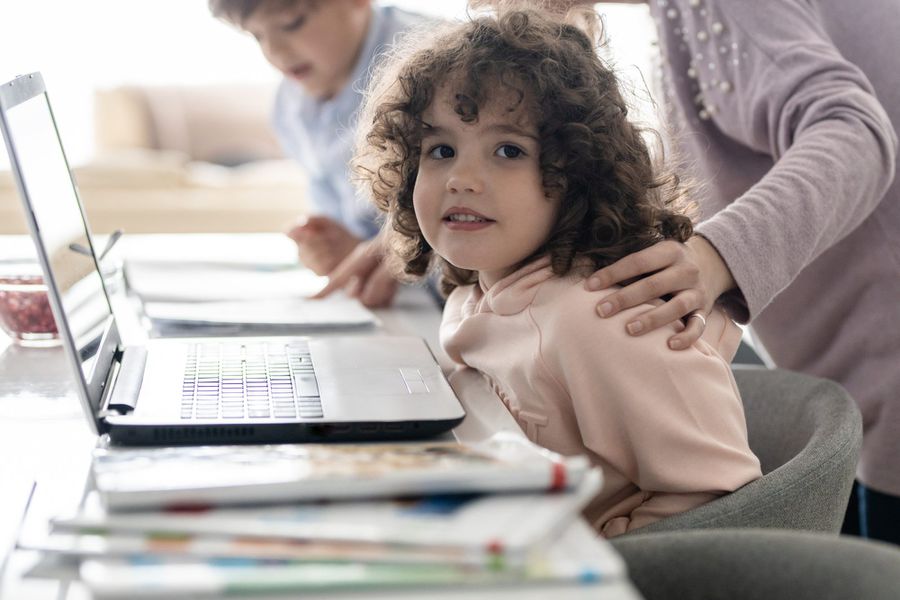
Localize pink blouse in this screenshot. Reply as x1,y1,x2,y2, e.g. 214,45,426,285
441,258,762,536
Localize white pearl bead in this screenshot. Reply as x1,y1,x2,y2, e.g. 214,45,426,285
687,67,698,79
712,22,725,35
719,81,733,92
667,8,678,19
699,109,710,120
697,31,709,42
689,0,701,7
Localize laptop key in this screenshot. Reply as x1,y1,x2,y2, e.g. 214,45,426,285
294,373,319,398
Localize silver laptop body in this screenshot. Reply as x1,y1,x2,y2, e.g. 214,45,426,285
0,73,464,445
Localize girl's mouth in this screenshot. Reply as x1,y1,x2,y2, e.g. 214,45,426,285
442,210,495,231
446,214,490,223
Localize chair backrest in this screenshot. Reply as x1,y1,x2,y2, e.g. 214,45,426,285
633,367,861,534
611,529,900,600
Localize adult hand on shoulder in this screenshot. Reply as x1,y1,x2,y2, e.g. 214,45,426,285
311,237,398,308
286,215,361,276
584,235,736,350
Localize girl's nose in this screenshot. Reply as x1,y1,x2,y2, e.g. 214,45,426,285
446,160,484,194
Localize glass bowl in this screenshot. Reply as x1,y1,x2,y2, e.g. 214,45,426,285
0,262,61,347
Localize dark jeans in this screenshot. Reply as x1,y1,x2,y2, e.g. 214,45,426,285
842,481,900,545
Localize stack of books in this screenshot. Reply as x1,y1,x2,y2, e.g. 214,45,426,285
19,433,625,598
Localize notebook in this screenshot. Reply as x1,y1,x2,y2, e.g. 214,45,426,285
0,72,465,445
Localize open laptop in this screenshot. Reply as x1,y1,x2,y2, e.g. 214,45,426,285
0,72,465,446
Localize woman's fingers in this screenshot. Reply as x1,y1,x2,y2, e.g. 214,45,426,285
586,241,686,292
596,264,700,318
668,310,708,350
584,236,737,349
617,290,704,337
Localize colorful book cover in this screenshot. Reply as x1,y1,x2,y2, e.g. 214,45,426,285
53,470,603,561
90,432,591,510
75,520,626,599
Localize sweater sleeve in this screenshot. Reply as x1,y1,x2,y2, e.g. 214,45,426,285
685,0,897,321
536,287,761,534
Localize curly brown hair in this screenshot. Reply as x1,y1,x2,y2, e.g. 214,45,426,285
355,8,693,296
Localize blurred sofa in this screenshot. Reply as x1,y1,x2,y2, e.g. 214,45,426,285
0,83,307,234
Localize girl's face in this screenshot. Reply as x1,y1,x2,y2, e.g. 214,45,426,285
412,85,559,288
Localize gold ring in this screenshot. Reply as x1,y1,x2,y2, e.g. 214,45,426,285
688,312,707,327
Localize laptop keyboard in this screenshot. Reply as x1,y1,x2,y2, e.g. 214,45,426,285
180,341,323,420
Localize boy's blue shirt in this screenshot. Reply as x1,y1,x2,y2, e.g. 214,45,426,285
271,5,432,240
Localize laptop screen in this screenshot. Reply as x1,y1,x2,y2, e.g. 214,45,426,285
0,80,114,384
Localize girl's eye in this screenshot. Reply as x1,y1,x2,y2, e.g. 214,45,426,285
496,144,524,159
427,145,455,159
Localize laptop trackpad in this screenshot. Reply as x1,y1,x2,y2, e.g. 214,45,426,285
318,368,426,397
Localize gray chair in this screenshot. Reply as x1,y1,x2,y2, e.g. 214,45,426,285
633,367,862,534
611,528,900,600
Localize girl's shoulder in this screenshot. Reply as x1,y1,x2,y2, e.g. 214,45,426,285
530,274,642,337
532,272,630,319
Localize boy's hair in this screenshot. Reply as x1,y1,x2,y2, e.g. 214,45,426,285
208,0,311,26
355,8,693,296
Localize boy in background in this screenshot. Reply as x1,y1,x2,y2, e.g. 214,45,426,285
210,0,431,306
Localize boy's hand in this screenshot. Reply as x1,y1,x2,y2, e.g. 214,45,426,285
584,236,736,350
286,215,361,275
311,238,398,308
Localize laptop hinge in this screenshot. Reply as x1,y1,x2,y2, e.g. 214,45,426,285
98,346,148,416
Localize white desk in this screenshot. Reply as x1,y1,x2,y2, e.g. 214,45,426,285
0,234,643,600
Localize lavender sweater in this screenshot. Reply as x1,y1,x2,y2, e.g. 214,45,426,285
648,0,899,495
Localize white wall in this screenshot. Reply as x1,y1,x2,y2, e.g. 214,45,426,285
0,1,655,166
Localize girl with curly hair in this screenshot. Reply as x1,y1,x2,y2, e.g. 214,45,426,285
354,7,760,536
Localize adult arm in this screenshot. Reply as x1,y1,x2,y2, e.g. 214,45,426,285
587,0,897,343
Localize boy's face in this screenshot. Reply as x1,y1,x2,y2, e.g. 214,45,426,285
244,0,372,100
413,84,559,288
